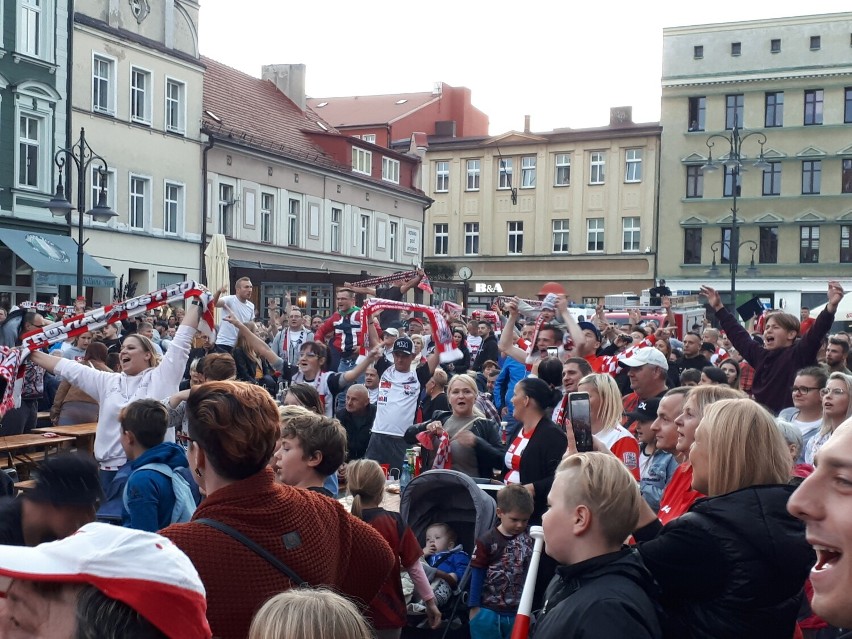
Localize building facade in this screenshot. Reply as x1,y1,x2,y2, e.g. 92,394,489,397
0,0,71,307
422,108,661,306
203,60,431,319
68,0,204,302
659,12,852,311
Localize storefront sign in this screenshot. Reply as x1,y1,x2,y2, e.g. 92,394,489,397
474,282,503,293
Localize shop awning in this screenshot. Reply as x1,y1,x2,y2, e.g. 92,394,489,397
0,228,116,288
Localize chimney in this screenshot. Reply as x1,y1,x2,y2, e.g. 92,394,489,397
261,64,306,112
524,115,531,133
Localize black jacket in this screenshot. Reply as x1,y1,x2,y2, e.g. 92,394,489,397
533,548,662,639
335,404,376,461
472,333,499,371
635,484,814,639
232,348,276,395
403,410,504,479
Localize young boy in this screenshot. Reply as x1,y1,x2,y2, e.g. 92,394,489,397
469,484,535,639
536,453,662,639
273,405,347,498
119,399,196,532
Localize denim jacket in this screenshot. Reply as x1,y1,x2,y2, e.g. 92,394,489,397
640,444,679,512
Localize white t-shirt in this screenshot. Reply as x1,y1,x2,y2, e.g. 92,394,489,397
371,365,430,437
216,295,255,346
292,370,340,417
467,335,483,359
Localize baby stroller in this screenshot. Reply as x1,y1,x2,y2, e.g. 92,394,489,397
400,469,497,639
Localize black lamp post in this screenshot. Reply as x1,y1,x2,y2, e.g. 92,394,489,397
708,239,759,279
45,127,118,298
701,119,769,307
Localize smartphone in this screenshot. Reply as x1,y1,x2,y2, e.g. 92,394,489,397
568,392,594,452
547,346,559,358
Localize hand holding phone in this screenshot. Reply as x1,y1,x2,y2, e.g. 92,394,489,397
568,392,594,453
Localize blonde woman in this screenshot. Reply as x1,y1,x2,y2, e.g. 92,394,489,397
576,373,641,480
233,321,275,394
248,588,373,639
29,302,202,490
632,399,814,639
804,371,852,464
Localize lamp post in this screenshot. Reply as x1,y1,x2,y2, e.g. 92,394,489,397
701,119,769,308
708,240,759,279
45,127,118,298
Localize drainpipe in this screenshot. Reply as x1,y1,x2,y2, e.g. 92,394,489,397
200,134,215,284
65,0,74,156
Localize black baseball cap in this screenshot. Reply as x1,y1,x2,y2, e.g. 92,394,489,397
392,337,414,355
625,397,661,423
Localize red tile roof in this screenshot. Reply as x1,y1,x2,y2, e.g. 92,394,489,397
306,91,440,128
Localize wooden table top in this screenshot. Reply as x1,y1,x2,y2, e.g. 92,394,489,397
0,434,76,451
32,423,98,437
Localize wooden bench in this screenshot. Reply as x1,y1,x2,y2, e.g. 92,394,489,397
13,479,37,494
0,434,76,479
32,423,97,455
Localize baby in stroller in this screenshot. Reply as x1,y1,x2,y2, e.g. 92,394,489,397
416,523,470,608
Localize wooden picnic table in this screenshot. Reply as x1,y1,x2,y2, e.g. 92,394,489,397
0,434,77,478
32,423,97,455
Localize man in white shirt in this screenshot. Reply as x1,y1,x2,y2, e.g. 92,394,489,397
271,308,314,364
214,277,255,353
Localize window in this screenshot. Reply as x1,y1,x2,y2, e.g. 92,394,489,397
552,220,569,253
845,88,852,124
260,193,273,243
130,67,151,124
725,94,743,129
521,156,536,188
554,154,571,186
804,89,824,125
771,38,781,53
731,42,741,56
843,159,852,194
683,228,702,264
17,115,40,188
624,149,643,183
19,0,46,58
842,226,852,263
810,35,821,50
129,176,150,230
288,199,300,246
90,167,115,214
800,226,820,263
720,227,732,264
164,182,183,235
686,165,703,198
498,158,513,189
688,96,706,132
218,184,234,238
352,147,372,175
589,152,605,184
466,159,480,191
361,134,376,144
434,223,449,255
723,166,740,197
435,161,449,192
763,161,782,196
508,221,524,254
165,79,186,134
758,226,778,264
359,214,370,256
622,217,641,252
765,92,784,127
464,222,479,255
389,221,398,261
330,208,341,253
586,218,604,252
382,157,400,184
694,45,703,59
802,160,821,195
92,55,115,115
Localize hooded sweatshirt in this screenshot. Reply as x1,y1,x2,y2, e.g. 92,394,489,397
122,442,192,532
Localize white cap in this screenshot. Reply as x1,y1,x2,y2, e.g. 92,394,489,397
619,346,669,371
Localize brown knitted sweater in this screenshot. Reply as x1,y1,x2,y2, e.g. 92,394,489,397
161,468,394,639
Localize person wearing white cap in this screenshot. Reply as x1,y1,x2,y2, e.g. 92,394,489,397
0,522,211,639
619,347,670,428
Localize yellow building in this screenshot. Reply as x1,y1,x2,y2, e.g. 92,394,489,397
422,109,661,306
659,12,852,311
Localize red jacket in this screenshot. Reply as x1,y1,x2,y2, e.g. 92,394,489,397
314,308,364,357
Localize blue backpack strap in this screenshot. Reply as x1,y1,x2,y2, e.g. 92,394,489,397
125,462,196,523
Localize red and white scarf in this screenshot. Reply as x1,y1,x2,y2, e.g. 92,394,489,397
350,270,433,295
0,281,215,418
360,298,461,364
20,302,79,316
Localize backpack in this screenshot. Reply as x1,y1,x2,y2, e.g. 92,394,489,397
123,462,196,525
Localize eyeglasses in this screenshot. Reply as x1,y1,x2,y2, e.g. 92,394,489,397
820,388,847,397
791,386,821,395
176,432,193,444
300,352,319,358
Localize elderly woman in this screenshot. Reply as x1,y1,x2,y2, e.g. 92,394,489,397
160,381,394,639
50,342,111,426
630,399,815,639
804,371,852,464
30,301,202,490
404,374,503,479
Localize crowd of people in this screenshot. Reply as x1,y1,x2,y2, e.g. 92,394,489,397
0,272,851,639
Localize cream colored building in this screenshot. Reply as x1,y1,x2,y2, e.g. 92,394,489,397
423,109,661,305
69,0,203,302
659,12,852,311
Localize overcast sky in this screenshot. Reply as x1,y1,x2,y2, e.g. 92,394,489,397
200,2,851,135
